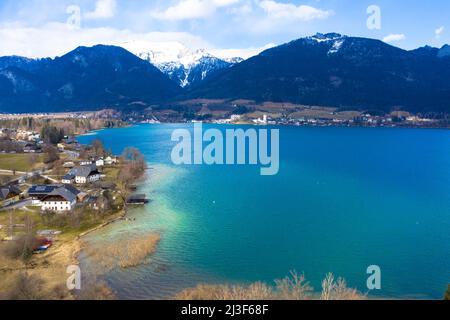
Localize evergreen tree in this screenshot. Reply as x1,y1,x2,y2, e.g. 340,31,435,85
41,124,64,145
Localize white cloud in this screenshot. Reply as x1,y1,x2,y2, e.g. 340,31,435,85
211,43,276,59
213,0,241,6
435,26,444,40
84,0,117,20
0,21,269,61
152,0,240,21
383,34,406,43
258,0,332,21
228,3,253,15
0,22,209,58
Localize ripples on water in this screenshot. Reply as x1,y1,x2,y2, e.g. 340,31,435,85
79,125,450,300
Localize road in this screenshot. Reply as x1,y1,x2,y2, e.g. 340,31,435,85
63,150,80,160
0,199,33,212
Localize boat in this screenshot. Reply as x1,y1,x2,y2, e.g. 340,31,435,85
33,238,53,254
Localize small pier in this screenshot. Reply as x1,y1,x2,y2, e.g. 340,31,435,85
126,194,149,205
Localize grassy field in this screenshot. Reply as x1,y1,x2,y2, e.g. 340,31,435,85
0,209,43,239
0,154,44,172
102,166,120,183
0,206,123,241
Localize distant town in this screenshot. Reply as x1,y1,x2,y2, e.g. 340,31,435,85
124,101,448,128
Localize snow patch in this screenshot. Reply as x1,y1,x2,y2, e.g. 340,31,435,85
328,39,344,55
309,33,344,43
120,40,243,87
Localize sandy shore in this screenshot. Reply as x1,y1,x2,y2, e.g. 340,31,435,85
0,237,81,300
30,237,81,299
0,211,128,300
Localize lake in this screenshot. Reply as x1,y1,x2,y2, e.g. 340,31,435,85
78,124,450,299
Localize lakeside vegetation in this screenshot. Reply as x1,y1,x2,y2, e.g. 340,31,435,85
82,233,160,272
176,271,364,300
0,113,126,137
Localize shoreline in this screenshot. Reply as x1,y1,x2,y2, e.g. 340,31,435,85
133,120,450,131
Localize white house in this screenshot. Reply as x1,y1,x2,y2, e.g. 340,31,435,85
95,159,104,167
70,165,101,184
28,133,40,142
63,161,75,168
41,186,78,212
28,185,60,206
61,173,75,184
230,114,242,122
253,114,268,125
104,156,118,165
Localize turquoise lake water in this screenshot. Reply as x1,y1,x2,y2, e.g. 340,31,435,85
78,124,450,299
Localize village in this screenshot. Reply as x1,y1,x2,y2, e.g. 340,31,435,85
0,124,147,258
209,110,439,128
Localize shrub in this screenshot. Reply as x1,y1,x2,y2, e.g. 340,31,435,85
0,272,45,300
176,271,365,301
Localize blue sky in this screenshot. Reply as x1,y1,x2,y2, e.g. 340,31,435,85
0,0,449,58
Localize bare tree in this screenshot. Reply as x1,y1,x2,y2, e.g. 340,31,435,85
274,271,312,300
0,272,45,300
43,145,60,164
176,272,365,301
116,147,146,212
27,153,38,170
320,273,363,300
91,139,106,158
3,214,37,261
121,147,146,176
116,164,133,213
52,159,66,177
320,273,333,300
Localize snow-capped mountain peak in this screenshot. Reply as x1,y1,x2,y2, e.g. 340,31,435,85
302,33,347,55
178,48,214,68
120,41,243,87
121,40,186,64
223,57,244,64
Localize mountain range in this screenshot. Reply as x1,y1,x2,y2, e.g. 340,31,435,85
0,45,180,112
187,33,450,113
121,41,243,87
1,33,450,114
